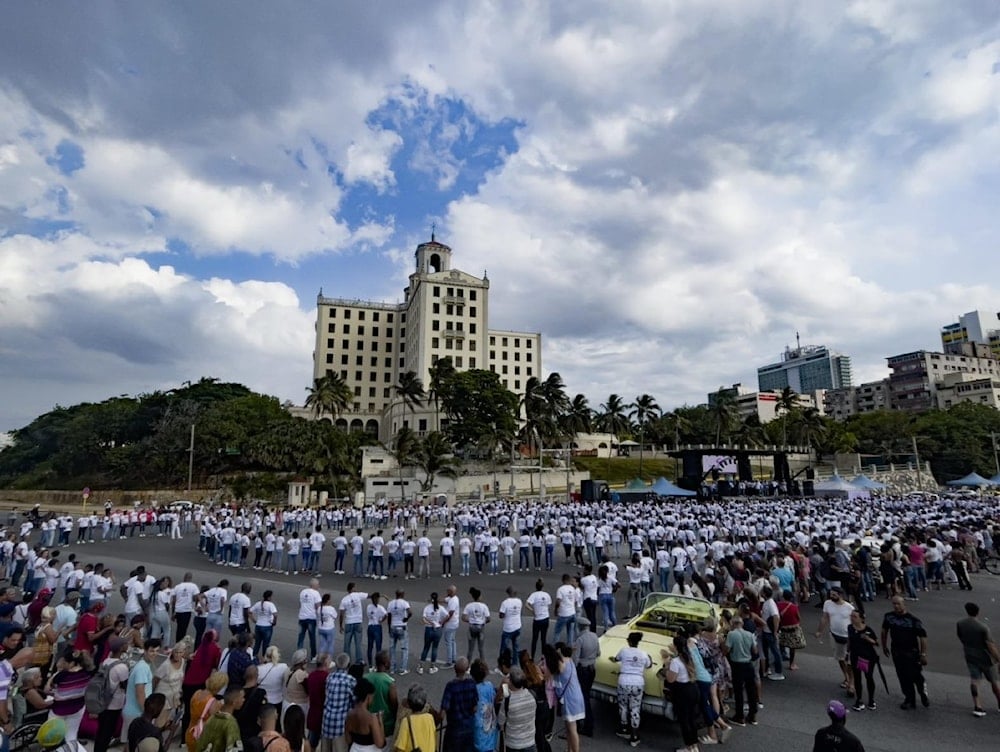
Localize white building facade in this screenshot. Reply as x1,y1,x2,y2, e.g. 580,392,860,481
313,237,542,441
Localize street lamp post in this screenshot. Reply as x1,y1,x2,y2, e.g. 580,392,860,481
535,429,545,505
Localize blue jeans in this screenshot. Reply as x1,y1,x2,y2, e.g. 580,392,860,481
353,553,364,576
287,553,299,573
499,629,521,666
206,613,223,636
442,628,458,664
298,618,317,655
344,622,363,663
318,628,336,656
334,549,345,572
658,568,671,593
367,624,384,666
554,614,576,645
545,546,554,570
254,625,273,657
421,626,442,663
762,631,782,674
390,625,409,672
600,594,616,628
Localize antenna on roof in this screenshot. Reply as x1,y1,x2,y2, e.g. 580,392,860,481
431,222,436,242
796,331,801,350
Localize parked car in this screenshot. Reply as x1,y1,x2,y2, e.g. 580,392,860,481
591,592,719,719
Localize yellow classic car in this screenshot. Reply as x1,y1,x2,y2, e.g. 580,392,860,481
591,592,719,719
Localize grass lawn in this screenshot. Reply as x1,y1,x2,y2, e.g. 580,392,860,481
572,456,680,488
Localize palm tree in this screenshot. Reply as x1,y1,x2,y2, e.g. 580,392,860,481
394,371,425,430
776,386,798,445
417,432,461,491
427,358,456,433
559,394,593,441
391,426,421,501
595,394,631,439
663,409,692,449
520,373,570,451
709,388,737,445
732,414,767,448
793,407,827,451
304,373,353,423
629,393,660,478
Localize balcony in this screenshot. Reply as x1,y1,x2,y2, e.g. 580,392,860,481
442,295,465,306
443,330,466,340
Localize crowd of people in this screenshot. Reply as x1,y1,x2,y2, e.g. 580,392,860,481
0,491,997,752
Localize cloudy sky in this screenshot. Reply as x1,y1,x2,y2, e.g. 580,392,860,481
3,1,1000,431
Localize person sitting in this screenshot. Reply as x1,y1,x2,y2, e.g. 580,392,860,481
12,666,53,726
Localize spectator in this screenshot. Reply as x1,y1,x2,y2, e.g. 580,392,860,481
344,678,385,752
393,685,437,752
321,653,356,752
127,693,166,752
439,657,477,752
196,686,244,752
181,630,221,742
498,667,535,752
184,671,228,751
305,654,332,749
812,700,865,752
257,704,291,752
122,640,161,739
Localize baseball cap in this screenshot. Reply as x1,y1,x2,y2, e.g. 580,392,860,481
827,700,847,719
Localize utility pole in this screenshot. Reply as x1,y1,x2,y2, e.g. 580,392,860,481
537,429,545,505
187,424,195,492
912,435,922,492
992,432,1000,476
565,448,572,504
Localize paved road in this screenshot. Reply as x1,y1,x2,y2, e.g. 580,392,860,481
32,530,1000,752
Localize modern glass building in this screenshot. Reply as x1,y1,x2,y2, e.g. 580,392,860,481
757,344,852,393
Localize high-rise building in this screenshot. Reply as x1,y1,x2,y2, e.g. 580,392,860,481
312,236,541,441
823,379,890,421
757,343,852,393
887,344,1000,412
941,310,1000,356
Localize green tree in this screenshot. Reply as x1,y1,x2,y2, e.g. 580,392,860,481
440,370,519,452
305,373,353,422
417,432,461,491
594,394,631,438
559,393,593,439
628,393,660,479
391,426,421,501
427,357,457,433
776,386,798,445
394,371,426,428
709,388,738,445
732,414,767,447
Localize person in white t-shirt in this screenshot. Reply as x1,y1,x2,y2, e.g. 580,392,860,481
297,579,321,657
339,582,369,665
554,574,580,645
463,586,491,661
228,581,252,636
366,593,388,667
440,585,460,666
386,589,412,674
416,533,432,579
172,572,200,643
498,585,523,666
204,579,229,637
525,579,552,659
250,590,278,657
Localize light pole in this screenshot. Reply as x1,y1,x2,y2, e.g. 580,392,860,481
534,428,545,505
991,432,1000,476
187,424,195,492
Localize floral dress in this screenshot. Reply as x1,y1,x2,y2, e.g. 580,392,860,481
696,633,731,696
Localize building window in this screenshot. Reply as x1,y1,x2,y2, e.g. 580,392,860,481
446,340,453,350
359,311,366,321
373,312,379,322
341,339,349,349
515,366,520,375
432,320,440,331
502,337,508,346
432,337,440,348
433,286,440,296
386,343,392,352
401,313,406,323
355,355,363,366
369,387,376,397
356,340,363,350
343,324,350,334
526,353,532,362
514,352,520,361
469,340,476,350
515,380,521,390
526,367,532,376
327,323,335,333
447,287,454,296
344,309,351,319
384,373,391,382
370,357,377,366
353,402,360,411
372,327,379,337
383,388,390,398
326,354,333,364
457,288,464,297
353,386,361,396
502,365,508,374
470,323,477,334
502,351,508,360
489,336,495,345
340,370,347,379
369,371,376,382
385,358,392,368
387,313,394,322
326,338,334,348
419,419,428,431
330,308,337,318
470,290,477,301
446,304,454,315
456,357,463,367
526,340,532,348
470,357,476,368
433,303,440,314
490,365,496,372
470,307,476,317
400,329,405,338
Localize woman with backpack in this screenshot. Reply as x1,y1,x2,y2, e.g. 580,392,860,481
181,630,222,742
45,646,95,752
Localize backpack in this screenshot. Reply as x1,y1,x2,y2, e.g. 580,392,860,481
85,659,126,717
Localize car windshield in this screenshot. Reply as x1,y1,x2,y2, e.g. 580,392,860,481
632,593,715,636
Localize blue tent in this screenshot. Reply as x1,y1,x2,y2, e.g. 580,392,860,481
991,473,1000,485
851,474,886,490
626,477,648,489
651,477,696,497
946,472,996,488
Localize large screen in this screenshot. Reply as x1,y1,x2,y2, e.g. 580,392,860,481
702,455,738,475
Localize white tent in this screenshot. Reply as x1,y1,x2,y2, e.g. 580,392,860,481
814,474,871,500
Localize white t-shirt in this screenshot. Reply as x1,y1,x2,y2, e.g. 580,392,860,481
320,604,338,630
123,576,151,612
616,646,652,686
761,598,780,634
205,586,228,615
463,601,490,626
443,595,460,631
367,604,388,627
423,603,449,628
251,600,278,627
580,574,598,600
229,592,251,625
823,599,855,637
555,584,578,617
526,590,552,620
387,598,410,627
173,582,200,613
499,597,523,632
298,588,322,621
339,592,368,625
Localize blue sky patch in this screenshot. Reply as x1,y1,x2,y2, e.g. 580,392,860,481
47,139,85,176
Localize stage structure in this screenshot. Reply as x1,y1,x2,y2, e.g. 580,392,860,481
666,444,814,496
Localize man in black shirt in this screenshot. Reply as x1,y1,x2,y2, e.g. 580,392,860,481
813,700,865,752
881,596,928,710
127,693,166,752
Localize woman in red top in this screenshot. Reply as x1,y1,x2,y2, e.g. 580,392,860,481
776,589,805,670
181,629,221,741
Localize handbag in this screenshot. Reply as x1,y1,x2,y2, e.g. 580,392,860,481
856,658,870,673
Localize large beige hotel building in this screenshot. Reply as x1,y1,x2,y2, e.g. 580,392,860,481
313,236,541,442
